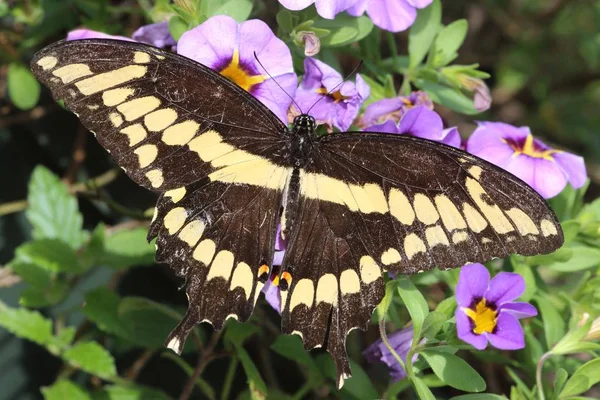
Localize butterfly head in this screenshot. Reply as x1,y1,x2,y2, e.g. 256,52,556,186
292,114,316,137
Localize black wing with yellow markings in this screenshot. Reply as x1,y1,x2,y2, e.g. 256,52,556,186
279,131,563,388
31,39,292,353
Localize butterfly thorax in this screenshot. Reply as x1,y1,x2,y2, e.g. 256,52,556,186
290,114,316,168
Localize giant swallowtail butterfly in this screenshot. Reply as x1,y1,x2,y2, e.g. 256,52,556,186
32,39,563,388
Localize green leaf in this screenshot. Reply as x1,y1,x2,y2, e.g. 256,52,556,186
0,305,54,346
432,19,468,67
235,343,267,400
63,341,117,378
270,335,315,369
412,375,436,400
397,277,429,342
16,239,83,273
551,320,592,355
20,282,69,308
547,244,600,272
168,15,188,41
55,327,76,348
419,81,478,115
91,384,170,400
421,350,486,392
450,395,508,400
276,9,293,33
511,259,536,302
376,280,399,321
408,0,441,68
83,287,131,338
8,62,41,110
224,319,260,347
553,368,568,397
26,166,85,249
338,361,378,399
526,247,573,266
534,294,565,348
206,0,252,22
560,359,600,397
102,228,156,269
421,311,448,339
313,15,373,47
561,220,581,243
42,380,91,400
435,296,457,319
11,261,52,287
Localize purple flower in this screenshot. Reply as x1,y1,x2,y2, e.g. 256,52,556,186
363,326,417,381
278,0,360,19
362,91,433,127
294,58,370,131
455,263,538,350
67,21,175,49
367,106,461,148
348,0,433,32
261,225,288,314
466,122,587,199
178,15,297,123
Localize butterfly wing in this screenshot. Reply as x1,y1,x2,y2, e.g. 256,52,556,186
280,132,563,387
31,39,293,351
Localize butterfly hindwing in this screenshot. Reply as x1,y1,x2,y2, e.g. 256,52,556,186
30,39,288,191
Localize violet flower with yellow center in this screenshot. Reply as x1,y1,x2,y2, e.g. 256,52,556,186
455,263,537,350
466,122,587,199
177,15,297,123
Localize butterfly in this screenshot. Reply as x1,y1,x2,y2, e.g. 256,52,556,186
31,39,563,388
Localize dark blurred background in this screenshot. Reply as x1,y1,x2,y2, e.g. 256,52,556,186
0,0,598,398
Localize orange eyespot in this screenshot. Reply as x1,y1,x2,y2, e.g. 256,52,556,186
257,264,270,282
280,272,292,291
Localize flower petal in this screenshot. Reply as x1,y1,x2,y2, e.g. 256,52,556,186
398,106,443,139
366,0,418,32
132,21,176,48
406,0,433,8
486,272,525,305
67,29,131,41
487,313,525,350
262,280,281,314
532,159,568,199
239,19,294,78
177,15,238,69
367,120,399,134
553,152,587,189
455,263,490,307
475,121,531,142
347,0,368,16
278,0,315,10
456,309,488,350
500,302,538,319
441,127,461,148
501,154,536,189
252,72,297,123
363,98,404,126
315,0,359,19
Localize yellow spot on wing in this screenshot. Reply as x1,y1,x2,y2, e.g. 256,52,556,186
193,239,216,265
52,64,93,84
465,177,514,234
359,255,381,284
469,165,483,180
289,279,315,310
165,187,186,203
117,96,160,121
381,248,401,266
425,225,449,247
230,262,253,299
413,193,439,225
435,195,467,231
103,87,135,106
134,144,158,168
540,219,558,237
348,184,388,213
164,207,187,235
109,112,123,127
404,233,426,259
340,270,360,294
178,220,205,247
163,121,200,146
452,231,469,244
388,188,415,225
120,124,147,146
463,203,488,233
145,169,163,188
37,56,58,70
76,65,147,95
506,208,539,236
316,274,338,306
206,250,234,281
134,51,151,64
145,108,178,132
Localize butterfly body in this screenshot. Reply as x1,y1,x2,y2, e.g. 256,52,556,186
31,39,563,388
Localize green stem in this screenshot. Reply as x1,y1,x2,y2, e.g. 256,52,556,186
386,31,400,73
378,318,406,373
536,352,552,400
220,358,239,400
399,73,412,96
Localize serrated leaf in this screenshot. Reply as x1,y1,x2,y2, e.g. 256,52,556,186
421,350,486,392
408,0,441,68
16,239,83,273
26,166,85,249
559,359,600,397
8,62,41,110
11,261,52,287
63,341,117,378
412,375,436,400
397,277,429,343
55,327,76,348
83,287,131,338
91,384,170,400
102,228,155,269
42,379,91,400
19,281,69,308
0,305,54,346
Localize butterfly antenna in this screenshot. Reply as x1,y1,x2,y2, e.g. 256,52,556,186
253,51,303,114
306,60,363,116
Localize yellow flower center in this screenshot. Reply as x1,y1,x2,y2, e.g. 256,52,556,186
400,97,414,108
219,49,265,92
316,87,349,103
463,298,498,335
503,134,561,161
